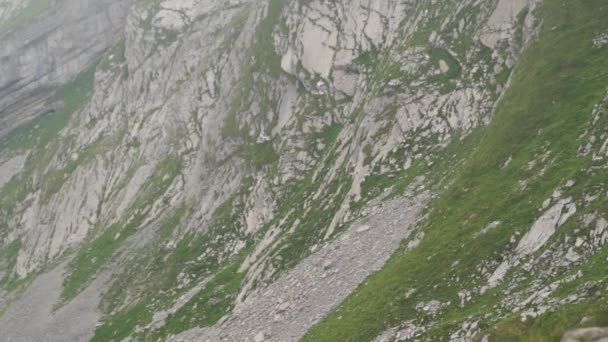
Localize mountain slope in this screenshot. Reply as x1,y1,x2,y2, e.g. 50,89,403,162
0,0,130,135
304,1,608,340
0,0,606,341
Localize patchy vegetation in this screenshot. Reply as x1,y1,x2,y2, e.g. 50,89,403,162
304,1,608,340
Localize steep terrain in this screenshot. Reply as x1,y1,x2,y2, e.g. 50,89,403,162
0,0,131,135
0,0,606,341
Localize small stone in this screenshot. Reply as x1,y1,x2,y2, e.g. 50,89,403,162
562,327,608,342
439,60,449,73
277,301,290,313
254,331,265,342
356,225,371,233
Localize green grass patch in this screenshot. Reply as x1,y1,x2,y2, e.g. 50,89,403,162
148,260,246,340
303,0,608,340
92,177,254,340
485,301,608,342
0,239,21,288
251,0,285,77
246,141,279,170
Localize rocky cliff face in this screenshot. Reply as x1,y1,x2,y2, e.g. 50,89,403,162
0,0,131,135
0,0,607,341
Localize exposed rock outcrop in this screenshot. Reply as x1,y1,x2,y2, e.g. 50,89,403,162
2,0,604,341
562,328,608,342
0,0,131,135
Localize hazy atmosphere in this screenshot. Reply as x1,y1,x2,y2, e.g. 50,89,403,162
0,0,607,341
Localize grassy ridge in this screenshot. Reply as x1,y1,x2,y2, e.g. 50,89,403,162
303,0,608,340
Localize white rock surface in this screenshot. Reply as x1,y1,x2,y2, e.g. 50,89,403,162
480,0,529,49
488,198,576,287
0,154,25,189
